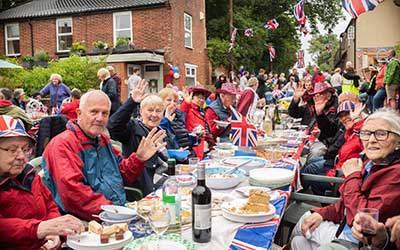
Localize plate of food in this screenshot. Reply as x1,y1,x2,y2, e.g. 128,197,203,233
67,221,132,250
234,186,280,201
176,175,196,186
221,190,276,223
214,120,230,128
124,233,196,250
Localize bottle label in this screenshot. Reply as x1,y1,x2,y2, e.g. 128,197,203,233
163,194,176,204
194,204,211,230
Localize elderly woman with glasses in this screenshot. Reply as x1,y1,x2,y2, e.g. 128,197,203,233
0,115,83,250
291,109,400,250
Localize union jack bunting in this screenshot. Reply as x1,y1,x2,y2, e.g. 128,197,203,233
244,28,254,37
228,27,238,52
264,19,279,30
230,107,257,147
342,0,384,18
297,49,305,68
268,45,276,62
293,0,306,25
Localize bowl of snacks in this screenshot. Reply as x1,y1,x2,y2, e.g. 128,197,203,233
195,166,245,189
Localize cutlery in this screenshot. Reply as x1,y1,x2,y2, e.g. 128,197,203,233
223,159,253,175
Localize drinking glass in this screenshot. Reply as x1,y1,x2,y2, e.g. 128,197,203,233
148,206,170,249
286,117,294,130
189,157,199,166
358,208,379,250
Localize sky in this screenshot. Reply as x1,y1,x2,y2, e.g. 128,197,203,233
300,10,352,66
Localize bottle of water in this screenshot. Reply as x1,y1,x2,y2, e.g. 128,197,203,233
162,158,181,233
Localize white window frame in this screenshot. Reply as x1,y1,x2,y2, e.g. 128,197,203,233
113,11,132,46
185,63,197,86
184,13,192,48
56,17,73,53
5,23,20,56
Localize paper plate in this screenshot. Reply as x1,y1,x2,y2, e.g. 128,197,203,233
249,168,294,188
67,231,132,250
99,211,136,224
220,156,268,173
101,205,137,220
221,199,276,223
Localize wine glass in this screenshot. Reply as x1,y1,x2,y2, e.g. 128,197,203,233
286,117,294,130
358,208,379,250
148,206,170,249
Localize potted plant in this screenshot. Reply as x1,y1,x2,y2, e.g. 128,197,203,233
70,41,87,55
114,37,130,52
21,55,34,69
33,50,50,67
92,40,109,53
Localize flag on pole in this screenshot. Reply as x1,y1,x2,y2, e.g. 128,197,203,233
230,107,258,147
297,49,305,68
268,46,276,62
244,28,254,37
228,27,238,52
341,0,384,18
264,19,279,30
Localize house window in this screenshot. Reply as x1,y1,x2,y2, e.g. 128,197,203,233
184,13,192,48
5,23,20,56
56,18,73,52
113,12,132,46
185,63,197,86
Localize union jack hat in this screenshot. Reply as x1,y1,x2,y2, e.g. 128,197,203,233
217,82,239,95
337,100,355,114
0,115,35,142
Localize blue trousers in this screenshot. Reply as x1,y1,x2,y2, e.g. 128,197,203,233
373,87,386,111
301,156,332,195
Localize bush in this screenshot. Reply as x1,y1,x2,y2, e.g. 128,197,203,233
34,50,50,62
0,55,107,95
71,41,88,54
93,40,108,50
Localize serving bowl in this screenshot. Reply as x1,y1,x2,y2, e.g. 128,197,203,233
195,166,245,189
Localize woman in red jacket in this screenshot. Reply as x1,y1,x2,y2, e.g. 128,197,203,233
291,109,400,250
179,86,212,159
0,115,83,250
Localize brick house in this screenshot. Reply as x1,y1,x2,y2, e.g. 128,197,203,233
0,0,211,100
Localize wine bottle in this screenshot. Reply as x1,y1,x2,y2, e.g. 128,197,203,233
273,105,281,127
162,158,181,233
192,162,212,243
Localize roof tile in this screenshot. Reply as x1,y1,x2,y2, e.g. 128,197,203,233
0,0,168,21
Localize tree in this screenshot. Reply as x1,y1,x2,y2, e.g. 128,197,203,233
308,33,340,72
206,0,344,74
0,0,27,11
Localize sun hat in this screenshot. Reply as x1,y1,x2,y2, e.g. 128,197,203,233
0,115,35,142
217,82,240,95
309,81,335,95
188,85,212,98
337,100,355,115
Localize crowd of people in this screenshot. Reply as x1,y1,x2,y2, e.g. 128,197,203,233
0,49,399,250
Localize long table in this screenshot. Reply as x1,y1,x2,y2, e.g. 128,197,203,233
124,143,303,250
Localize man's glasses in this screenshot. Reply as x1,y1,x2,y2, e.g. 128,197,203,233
0,146,33,157
359,130,400,141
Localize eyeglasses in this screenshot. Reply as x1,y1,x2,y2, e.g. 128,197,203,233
359,130,400,141
0,145,33,157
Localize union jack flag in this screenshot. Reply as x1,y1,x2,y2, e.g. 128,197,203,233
294,0,306,25
244,28,254,37
268,45,276,62
230,107,257,147
264,19,279,30
342,0,384,18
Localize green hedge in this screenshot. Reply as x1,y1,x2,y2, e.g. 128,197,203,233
0,55,107,96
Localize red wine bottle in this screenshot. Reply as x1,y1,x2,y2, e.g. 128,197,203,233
192,162,212,243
